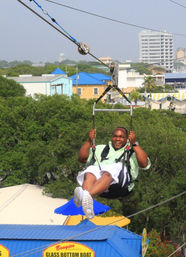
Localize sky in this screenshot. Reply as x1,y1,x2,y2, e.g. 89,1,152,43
0,0,186,64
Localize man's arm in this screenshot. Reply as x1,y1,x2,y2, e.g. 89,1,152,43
132,145,148,168
78,129,96,163
128,131,148,168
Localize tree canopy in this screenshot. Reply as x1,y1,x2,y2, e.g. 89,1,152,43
0,62,109,77
0,76,25,97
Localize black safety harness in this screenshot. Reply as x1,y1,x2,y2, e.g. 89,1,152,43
89,143,135,199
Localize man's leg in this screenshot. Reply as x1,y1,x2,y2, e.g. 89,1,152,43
81,172,97,219
88,172,113,196
82,172,97,192
83,171,113,196
82,172,113,219
74,172,97,208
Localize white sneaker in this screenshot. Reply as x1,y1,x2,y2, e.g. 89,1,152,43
74,187,83,207
82,190,95,219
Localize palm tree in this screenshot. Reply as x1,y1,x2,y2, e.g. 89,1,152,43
142,76,156,107
130,90,143,105
142,76,156,95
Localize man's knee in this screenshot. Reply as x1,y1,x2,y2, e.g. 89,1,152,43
83,172,97,191
84,172,97,183
102,171,113,181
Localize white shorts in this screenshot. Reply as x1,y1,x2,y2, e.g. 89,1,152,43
77,163,128,187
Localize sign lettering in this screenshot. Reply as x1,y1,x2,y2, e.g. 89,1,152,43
0,245,10,257
43,242,94,257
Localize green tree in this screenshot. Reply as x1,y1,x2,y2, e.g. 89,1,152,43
131,63,152,75
143,76,156,94
129,90,143,104
138,84,177,93
0,76,25,97
0,62,109,77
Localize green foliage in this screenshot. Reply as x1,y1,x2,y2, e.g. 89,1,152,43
44,179,76,199
0,76,25,97
146,229,178,257
0,63,108,77
137,84,177,93
131,63,152,75
129,91,143,104
143,76,156,92
0,60,32,68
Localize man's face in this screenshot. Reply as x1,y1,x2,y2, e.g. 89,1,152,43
112,129,127,149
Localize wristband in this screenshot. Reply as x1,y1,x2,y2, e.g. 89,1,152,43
132,141,139,147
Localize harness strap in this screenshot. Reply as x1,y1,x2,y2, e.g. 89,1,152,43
90,143,134,184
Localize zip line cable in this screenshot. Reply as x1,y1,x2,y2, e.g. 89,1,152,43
10,190,186,257
17,0,110,69
45,0,186,37
31,0,78,44
168,0,186,9
17,0,132,105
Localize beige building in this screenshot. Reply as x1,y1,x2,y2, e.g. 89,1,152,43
99,56,113,65
176,48,186,65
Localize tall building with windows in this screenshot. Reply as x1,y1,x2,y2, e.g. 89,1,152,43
139,30,173,72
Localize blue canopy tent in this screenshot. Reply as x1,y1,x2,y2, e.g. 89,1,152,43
54,197,110,216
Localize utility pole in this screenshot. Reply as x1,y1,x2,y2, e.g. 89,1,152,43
76,66,79,95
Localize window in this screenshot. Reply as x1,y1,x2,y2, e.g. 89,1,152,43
77,88,82,96
94,88,98,95
52,84,63,95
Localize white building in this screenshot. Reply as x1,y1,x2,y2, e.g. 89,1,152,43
139,30,173,72
118,64,145,89
118,63,164,90
7,74,72,98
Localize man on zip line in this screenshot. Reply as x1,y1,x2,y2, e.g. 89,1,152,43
74,127,151,219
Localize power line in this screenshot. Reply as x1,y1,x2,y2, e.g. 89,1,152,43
45,0,186,37
167,242,186,257
168,0,186,9
126,190,186,219
11,190,186,257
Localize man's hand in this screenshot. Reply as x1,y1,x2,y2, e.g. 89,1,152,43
88,129,96,143
128,130,136,145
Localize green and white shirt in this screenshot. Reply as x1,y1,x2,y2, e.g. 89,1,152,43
87,141,151,191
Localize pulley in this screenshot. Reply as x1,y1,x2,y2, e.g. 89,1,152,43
78,42,90,55
110,62,118,86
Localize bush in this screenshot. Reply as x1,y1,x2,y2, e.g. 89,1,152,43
146,229,178,257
